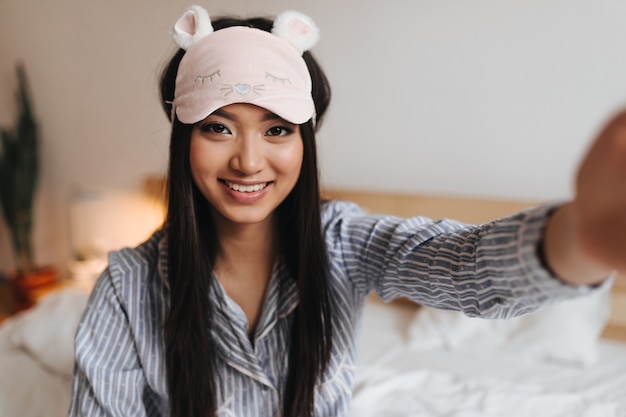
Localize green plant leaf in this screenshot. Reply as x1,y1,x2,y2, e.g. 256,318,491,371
0,63,39,273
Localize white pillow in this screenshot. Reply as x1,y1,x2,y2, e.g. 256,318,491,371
408,284,611,367
5,289,89,376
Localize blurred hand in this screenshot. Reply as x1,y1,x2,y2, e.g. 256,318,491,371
573,110,626,272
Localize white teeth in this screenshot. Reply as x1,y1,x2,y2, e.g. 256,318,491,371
226,181,268,192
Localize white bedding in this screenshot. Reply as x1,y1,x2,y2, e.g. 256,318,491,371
1,288,625,417
353,365,624,417
355,296,626,417
0,289,88,417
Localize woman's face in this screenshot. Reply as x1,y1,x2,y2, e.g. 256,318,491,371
189,103,304,230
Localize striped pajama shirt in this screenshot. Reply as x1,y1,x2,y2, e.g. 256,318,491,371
68,200,589,416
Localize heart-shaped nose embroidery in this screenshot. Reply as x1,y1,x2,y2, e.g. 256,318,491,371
234,84,251,95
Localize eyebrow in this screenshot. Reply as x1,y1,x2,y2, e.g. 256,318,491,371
211,108,286,123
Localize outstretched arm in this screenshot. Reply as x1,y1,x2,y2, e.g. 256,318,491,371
544,110,626,285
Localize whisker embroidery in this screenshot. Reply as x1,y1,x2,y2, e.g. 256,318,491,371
252,85,265,95
220,85,234,96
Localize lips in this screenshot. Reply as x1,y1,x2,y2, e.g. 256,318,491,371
219,179,273,204
223,180,270,193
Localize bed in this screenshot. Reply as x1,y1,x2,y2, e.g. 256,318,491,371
1,188,624,417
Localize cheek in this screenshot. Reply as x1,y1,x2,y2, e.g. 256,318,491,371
189,136,218,179
277,141,304,178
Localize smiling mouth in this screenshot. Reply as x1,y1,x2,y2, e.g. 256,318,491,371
223,180,270,193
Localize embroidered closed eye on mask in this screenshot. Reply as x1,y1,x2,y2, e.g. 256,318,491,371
172,5,319,125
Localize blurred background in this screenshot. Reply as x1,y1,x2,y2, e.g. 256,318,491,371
1,0,626,278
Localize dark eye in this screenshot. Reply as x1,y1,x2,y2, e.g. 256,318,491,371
199,122,231,135
266,126,293,137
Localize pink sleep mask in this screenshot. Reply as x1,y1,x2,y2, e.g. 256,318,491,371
172,6,319,125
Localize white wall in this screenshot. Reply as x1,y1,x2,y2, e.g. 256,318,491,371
1,0,625,274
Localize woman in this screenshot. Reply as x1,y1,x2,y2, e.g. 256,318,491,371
69,6,624,417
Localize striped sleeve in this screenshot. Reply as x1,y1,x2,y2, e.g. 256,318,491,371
323,201,592,319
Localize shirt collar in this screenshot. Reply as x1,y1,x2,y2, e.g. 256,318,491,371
157,232,300,388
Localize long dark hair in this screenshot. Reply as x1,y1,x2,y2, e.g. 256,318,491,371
160,15,333,417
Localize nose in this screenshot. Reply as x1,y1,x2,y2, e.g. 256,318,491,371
230,134,264,175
